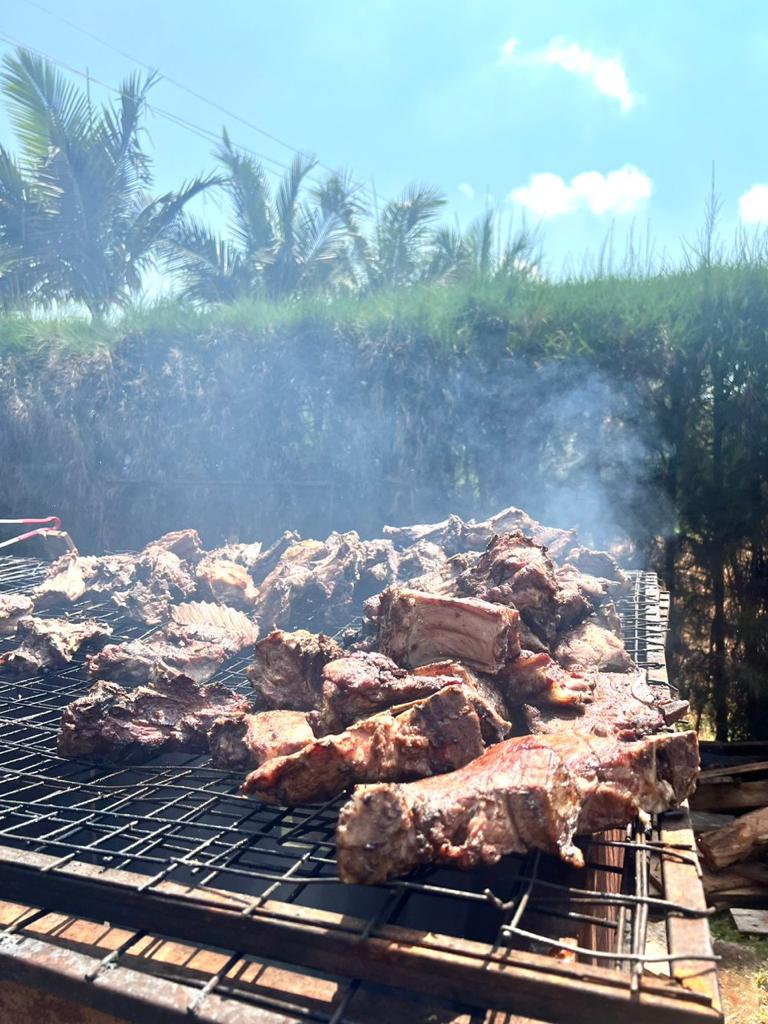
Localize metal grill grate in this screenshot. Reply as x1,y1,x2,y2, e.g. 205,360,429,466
0,557,718,1023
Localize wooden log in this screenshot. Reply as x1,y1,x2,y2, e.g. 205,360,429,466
689,812,735,833
691,778,768,812
698,761,768,781
729,909,768,935
697,806,768,870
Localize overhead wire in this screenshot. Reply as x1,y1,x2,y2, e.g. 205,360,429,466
17,0,384,208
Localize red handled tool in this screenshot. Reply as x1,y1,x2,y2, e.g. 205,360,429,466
0,517,63,551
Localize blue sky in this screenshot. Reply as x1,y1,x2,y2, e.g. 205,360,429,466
2,0,768,277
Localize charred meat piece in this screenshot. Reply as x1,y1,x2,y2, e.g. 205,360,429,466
246,629,343,710
316,653,510,743
566,547,630,590
1,616,112,675
0,594,34,635
554,620,634,673
111,547,197,625
196,558,258,608
58,674,250,762
377,588,520,673
336,730,700,884
209,710,315,770
87,629,228,685
251,531,402,633
495,650,594,707
242,685,485,806
555,564,610,629
522,671,689,739
383,506,575,559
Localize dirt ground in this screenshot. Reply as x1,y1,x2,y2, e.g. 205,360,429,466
715,938,766,1024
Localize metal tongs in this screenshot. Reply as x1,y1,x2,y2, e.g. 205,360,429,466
0,516,63,551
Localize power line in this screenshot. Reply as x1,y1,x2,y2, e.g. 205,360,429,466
18,0,382,207
0,28,323,188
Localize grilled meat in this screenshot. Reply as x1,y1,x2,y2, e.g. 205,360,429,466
209,709,315,770
495,650,594,707
377,588,520,673
566,547,630,590
149,529,204,564
242,685,485,806
246,629,344,710
336,730,699,883
110,547,196,625
554,620,634,673
0,616,112,675
196,558,258,608
170,601,258,650
0,594,34,635
87,630,226,685
204,541,264,571
33,554,98,608
58,674,250,762
455,533,560,639
522,671,688,739
316,653,510,743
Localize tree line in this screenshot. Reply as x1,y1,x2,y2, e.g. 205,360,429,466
0,48,534,317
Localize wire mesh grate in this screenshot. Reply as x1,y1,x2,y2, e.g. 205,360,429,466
0,556,712,1021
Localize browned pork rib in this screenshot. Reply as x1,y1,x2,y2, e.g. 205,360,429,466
522,671,689,740
0,594,34,635
33,554,98,608
316,653,510,743
242,685,485,806
58,674,251,762
555,564,611,629
170,601,258,648
246,629,344,710
377,588,520,673
204,541,263,571
495,650,594,707
336,730,699,883
209,710,315,770
0,617,112,675
554,620,634,673
196,558,258,607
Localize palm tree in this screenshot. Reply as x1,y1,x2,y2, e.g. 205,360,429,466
367,184,446,289
425,210,539,285
166,131,362,301
0,48,216,317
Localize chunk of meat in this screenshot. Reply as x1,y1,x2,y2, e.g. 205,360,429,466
0,594,34,635
204,541,263,571
170,601,258,649
251,531,404,634
110,547,196,625
196,558,258,607
495,651,594,707
377,588,520,673
242,685,485,806
317,653,510,743
57,674,251,762
246,629,344,710
87,627,228,685
554,620,634,673
522,671,688,739
149,529,204,564
209,710,315,770
555,564,611,629
566,547,630,590
336,730,700,884
0,617,112,675
33,554,98,608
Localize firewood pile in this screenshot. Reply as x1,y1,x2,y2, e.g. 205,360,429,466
691,742,768,911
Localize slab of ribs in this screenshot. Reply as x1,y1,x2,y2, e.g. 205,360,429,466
0,504,700,885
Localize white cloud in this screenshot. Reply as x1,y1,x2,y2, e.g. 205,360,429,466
508,165,652,219
500,36,638,114
457,183,475,200
739,184,768,223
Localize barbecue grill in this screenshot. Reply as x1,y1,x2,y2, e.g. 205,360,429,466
0,556,721,1024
